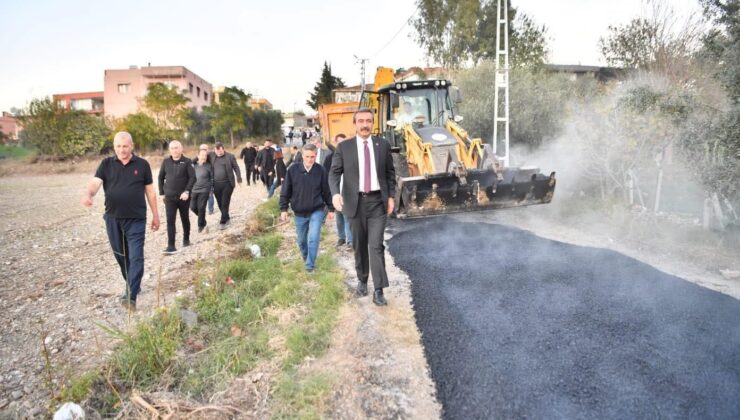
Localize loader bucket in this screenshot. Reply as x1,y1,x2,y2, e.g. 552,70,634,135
395,167,556,219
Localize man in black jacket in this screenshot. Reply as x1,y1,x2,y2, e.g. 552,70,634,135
159,140,195,254
239,142,258,186
280,144,334,272
257,140,275,192
212,142,242,229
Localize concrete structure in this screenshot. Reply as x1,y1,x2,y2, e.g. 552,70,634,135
104,65,212,119
0,112,20,142
249,98,273,111
213,86,226,104
545,64,631,83
333,84,373,103
53,91,104,115
282,112,307,128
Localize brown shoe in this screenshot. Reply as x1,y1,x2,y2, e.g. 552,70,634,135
120,297,136,311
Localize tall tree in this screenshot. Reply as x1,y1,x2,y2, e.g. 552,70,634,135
307,62,345,110
598,1,702,81
207,86,251,149
140,82,191,141
18,98,110,157
412,0,549,69
184,108,213,146
115,112,161,150
699,0,739,102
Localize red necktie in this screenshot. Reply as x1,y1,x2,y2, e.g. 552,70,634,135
363,140,371,193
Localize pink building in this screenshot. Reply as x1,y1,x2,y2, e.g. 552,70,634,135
104,65,212,119
53,91,104,115
0,112,20,142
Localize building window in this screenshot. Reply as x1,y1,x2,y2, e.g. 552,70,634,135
117,83,130,93
189,83,193,93
204,92,208,101
71,99,93,111
196,86,201,98
56,100,67,108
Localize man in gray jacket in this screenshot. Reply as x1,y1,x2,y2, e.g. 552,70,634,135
211,142,242,229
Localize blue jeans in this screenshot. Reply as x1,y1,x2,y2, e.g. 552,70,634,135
207,189,214,213
294,209,325,270
336,210,352,243
267,178,279,199
104,215,146,302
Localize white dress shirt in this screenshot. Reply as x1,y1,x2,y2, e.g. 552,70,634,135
356,135,379,192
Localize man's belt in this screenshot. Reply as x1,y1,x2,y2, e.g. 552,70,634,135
359,190,381,197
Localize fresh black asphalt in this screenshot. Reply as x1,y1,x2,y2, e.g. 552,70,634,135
387,218,740,419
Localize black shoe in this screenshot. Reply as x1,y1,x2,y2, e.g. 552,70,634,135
373,289,387,306
336,239,346,248
163,246,178,255
182,239,191,247
356,281,368,297
208,210,214,215
218,223,226,230
198,225,205,233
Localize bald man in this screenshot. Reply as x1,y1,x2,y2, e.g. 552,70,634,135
159,140,195,254
81,131,160,311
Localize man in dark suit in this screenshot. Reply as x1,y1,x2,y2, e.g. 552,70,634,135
239,142,258,186
257,140,275,192
329,108,396,306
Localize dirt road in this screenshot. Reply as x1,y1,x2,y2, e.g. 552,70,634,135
0,169,267,413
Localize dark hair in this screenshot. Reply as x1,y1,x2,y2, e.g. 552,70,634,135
334,133,347,141
214,142,224,149
352,107,374,123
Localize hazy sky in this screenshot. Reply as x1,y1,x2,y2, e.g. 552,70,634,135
0,0,703,114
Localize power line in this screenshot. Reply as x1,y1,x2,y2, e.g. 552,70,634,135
371,11,417,59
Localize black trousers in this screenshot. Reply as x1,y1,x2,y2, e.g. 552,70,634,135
189,191,209,228
213,181,234,224
349,192,389,291
252,167,259,183
244,160,255,185
164,196,190,247
260,171,273,191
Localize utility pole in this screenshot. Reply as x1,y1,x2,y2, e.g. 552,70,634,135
493,0,510,167
354,55,369,96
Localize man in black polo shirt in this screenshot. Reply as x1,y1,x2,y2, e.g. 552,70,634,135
158,140,195,255
279,143,334,272
81,131,160,311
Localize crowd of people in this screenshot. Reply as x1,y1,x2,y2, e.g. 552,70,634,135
82,108,395,311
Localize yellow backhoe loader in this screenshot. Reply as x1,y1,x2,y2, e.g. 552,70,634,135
322,68,556,218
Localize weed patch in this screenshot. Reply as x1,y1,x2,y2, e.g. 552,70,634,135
273,371,333,420
56,198,346,418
